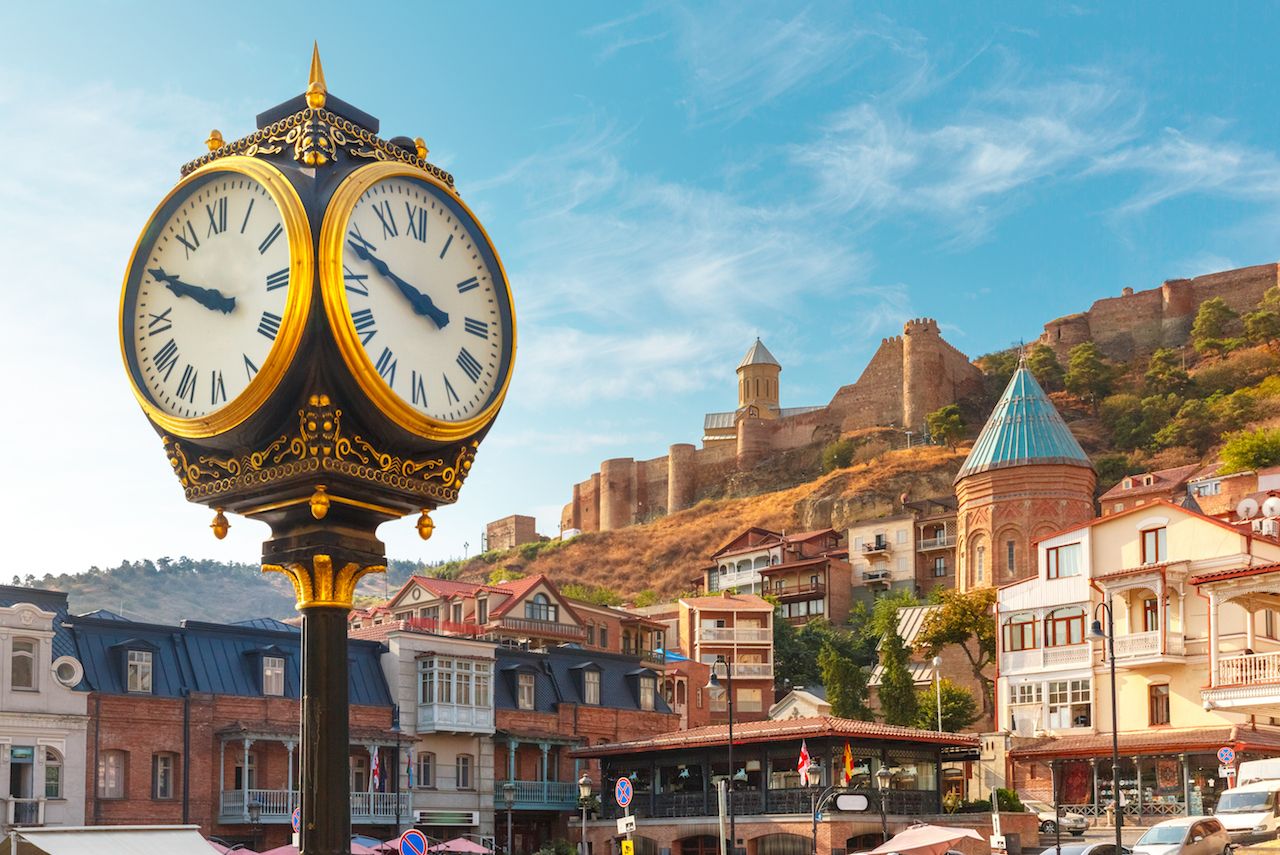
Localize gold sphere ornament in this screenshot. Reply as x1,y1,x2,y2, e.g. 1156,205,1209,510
310,486,331,520
206,129,224,151
416,510,434,541
414,137,428,160
210,508,230,540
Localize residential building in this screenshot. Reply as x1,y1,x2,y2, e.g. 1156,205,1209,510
0,586,88,829
956,363,1096,591
677,593,775,724
848,514,915,603
494,645,677,854
352,620,497,843
572,717,1000,855
907,496,959,595
758,530,851,626
1099,464,1202,516
997,500,1280,817
768,687,831,720
72,611,401,847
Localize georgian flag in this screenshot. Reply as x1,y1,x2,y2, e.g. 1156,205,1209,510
371,749,381,792
797,740,812,786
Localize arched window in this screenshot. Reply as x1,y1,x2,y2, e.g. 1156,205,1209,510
524,593,556,623
753,556,769,570
974,546,986,584
736,559,750,573
1002,614,1038,652
44,748,62,799
12,638,36,690
1045,607,1085,647
416,752,435,788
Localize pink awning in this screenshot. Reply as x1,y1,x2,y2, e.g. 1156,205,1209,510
867,824,983,855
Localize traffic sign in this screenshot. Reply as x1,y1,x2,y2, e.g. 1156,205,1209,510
399,828,429,855
1219,765,1236,779
621,842,634,855
615,777,633,808
291,807,301,833
1218,746,1236,765
617,815,636,835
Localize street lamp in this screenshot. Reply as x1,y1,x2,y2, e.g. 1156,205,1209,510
1090,603,1123,855
807,760,823,855
578,773,592,855
932,656,943,731
705,656,735,855
247,800,262,851
502,781,516,855
875,766,893,843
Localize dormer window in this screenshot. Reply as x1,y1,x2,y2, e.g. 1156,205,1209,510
11,638,36,691
1143,475,1154,486
127,650,153,693
517,673,535,710
525,594,557,623
263,656,285,696
477,598,489,624
584,669,601,705
1122,478,1132,489
639,675,656,711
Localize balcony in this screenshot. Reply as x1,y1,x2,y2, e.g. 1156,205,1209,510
220,789,411,823
492,616,586,641
772,581,826,600
1001,643,1092,673
622,646,666,664
731,662,773,678
917,535,956,552
1112,630,1185,666
1202,651,1280,715
404,616,483,637
494,780,579,811
417,702,494,734
862,541,890,555
863,568,890,586
3,797,44,827
697,627,771,644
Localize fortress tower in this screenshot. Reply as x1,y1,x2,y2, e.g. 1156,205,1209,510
955,362,1096,591
737,338,781,416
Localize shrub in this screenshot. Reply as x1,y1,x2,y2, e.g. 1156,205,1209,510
1220,428,1280,474
996,788,1026,812
1192,298,1239,354
821,438,857,472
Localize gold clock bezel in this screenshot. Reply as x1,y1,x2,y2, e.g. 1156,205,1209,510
319,161,517,442
119,156,314,439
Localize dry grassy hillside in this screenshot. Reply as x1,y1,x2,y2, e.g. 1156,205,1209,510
457,445,966,598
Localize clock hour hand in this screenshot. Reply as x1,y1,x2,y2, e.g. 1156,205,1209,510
347,241,450,329
148,267,236,314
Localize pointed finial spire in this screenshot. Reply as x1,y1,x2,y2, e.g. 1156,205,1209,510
306,41,327,110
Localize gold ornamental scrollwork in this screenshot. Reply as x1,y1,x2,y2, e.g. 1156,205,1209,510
162,393,479,506
264,553,385,610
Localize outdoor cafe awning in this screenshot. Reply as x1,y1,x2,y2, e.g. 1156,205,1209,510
3,825,216,855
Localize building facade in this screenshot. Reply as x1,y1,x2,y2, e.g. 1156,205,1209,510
677,594,775,724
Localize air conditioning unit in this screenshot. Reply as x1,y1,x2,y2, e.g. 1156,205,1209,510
1252,518,1280,538
415,810,479,826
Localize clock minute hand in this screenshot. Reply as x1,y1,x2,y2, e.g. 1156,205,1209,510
347,241,450,329
148,267,236,314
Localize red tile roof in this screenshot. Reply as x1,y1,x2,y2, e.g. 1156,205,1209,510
1010,725,1280,760
1098,464,1203,502
569,715,977,757
678,593,774,612
1189,562,1280,585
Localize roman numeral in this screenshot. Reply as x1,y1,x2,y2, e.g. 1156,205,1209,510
177,364,197,403
210,370,227,405
153,338,179,381
347,223,376,253
404,203,426,242
374,347,397,388
443,374,460,404
439,234,453,259
456,276,480,294
456,347,483,383
411,370,428,407
147,307,173,337
464,317,489,338
243,353,259,380
258,223,283,255
372,201,398,239
206,196,227,236
257,311,282,340
351,308,378,345
343,265,369,296
240,197,255,233
265,267,290,291
176,221,200,258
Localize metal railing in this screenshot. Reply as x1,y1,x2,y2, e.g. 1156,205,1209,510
220,789,411,821
862,542,890,554
772,581,826,596
731,662,773,677
917,535,956,552
4,797,44,826
863,569,890,583
1217,650,1280,686
494,616,587,640
494,780,578,809
601,787,935,820
622,647,666,663
697,627,771,643
404,616,483,636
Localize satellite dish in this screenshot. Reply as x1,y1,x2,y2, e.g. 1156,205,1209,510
1237,498,1260,520
1263,496,1280,519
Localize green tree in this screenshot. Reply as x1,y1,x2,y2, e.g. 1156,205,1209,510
1153,399,1217,454
913,678,980,733
821,438,857,472
878,625,919,726
915,588,998,718
632,589,659,608
1220,428,1280,474
863,589,920,647
487,566,526,584
1145,348,1190,395
1192,297,1239,355
977,348,1020,390
1026,343,1065,391
1244,309,1280,345
818,643,873,720
1262,285,1280,315
560,583,623,606
926,404,965,450
1064,342,1114,411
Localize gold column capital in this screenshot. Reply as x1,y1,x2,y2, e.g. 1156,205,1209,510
264,553,385,610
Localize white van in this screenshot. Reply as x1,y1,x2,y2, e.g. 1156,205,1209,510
1214,779,1280,844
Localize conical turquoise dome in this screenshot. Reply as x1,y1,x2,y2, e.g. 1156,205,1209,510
955,365,1092,483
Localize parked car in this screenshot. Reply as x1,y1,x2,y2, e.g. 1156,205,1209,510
1132,817,1232,855
1045,844,1132,855
1023,798,1089,836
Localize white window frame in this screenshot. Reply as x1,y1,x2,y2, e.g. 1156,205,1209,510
416,751,435,788
152,753,176,800
517,673,535,710
11,638,36,691
584,669,601,705
639,675,656,711
98,750,126,799
456,754,473,790
127,650,153,694
263,656,285,696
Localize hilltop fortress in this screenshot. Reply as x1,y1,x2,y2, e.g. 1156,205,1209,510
560,319,983,533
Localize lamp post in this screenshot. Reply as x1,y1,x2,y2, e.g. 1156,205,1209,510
1090,603,1123,855
502,781,516,855
875,766,893,843
247,800,262,852
807,760,823,855
578,773,592,855
706,656,735,855
932,656,943,731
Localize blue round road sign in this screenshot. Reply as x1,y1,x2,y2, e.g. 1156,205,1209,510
400,829,429,855
615,777,633,808
1218,746,1236,765
291,807,301,833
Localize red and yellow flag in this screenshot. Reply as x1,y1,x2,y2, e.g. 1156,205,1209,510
842,741,854,786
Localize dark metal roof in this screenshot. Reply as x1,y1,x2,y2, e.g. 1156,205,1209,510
0,585,77,659
494,646,672,716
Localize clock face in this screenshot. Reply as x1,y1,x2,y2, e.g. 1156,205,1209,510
333,173,513,425
121,161,308,433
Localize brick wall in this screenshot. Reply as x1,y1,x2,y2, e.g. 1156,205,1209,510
486,515,540,552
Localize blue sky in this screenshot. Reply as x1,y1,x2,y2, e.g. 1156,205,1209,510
5,3,1280,577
